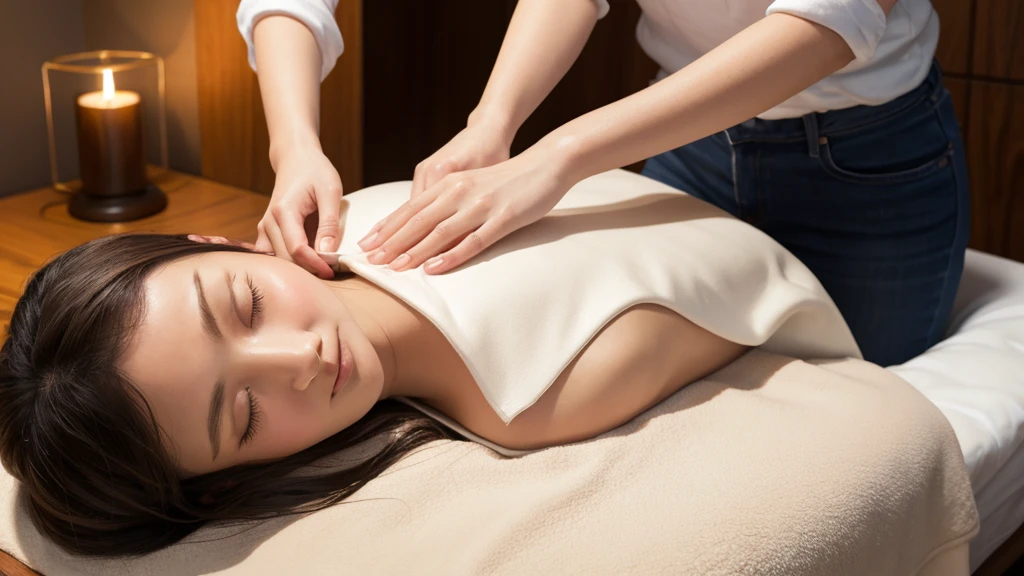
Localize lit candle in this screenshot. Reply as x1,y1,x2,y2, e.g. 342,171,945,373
75,68,147,197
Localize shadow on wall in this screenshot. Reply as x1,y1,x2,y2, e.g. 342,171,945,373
81,0,201,176
0,0,86,196
0,0,201,198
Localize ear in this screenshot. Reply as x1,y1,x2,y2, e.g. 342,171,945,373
188,235,265,253
187,234,229,245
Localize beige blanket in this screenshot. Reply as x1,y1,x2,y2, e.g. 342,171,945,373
0,351,979,575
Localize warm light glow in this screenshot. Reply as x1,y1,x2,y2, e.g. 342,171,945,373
77,67,139,109
102,69,115,101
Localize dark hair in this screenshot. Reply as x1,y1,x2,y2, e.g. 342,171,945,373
0,234,459,557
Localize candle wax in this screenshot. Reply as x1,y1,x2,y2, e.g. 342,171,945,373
75,88,147,196
77,90,141,110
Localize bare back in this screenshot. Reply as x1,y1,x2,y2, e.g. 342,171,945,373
421,304,747,451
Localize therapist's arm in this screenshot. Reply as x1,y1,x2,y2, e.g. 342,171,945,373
254,16,322,174
252,15,341,278
544,0,898,183
360,3,897,274
542,13,858,183
409,0,600,196
471,0,600,143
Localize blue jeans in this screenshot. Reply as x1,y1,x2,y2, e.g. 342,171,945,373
643,61,970,366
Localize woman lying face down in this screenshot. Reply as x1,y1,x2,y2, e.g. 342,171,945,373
0,232,745,557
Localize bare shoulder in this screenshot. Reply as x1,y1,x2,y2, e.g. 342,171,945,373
458,304,748,451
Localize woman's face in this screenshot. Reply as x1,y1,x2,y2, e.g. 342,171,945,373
120,250,385,476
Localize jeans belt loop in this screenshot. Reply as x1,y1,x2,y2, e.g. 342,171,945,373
802,113,823,159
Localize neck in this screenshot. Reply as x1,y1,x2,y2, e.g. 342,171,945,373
324,275,453,403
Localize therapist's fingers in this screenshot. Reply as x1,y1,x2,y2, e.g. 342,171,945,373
386,209,484,272
421,218,508,275
275,208,334,279
261,215,331,278
254,223,272,252
358,185,440,252
255,220,274,254
313,184,343,253
411,162,429,199
366,200,462,268
415,159,455,199
261,218,288,260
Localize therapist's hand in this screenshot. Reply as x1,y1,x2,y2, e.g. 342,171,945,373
256,148,342,279
411,119,513,198
357,147,574,274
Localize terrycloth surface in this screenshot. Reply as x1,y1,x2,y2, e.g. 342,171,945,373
1,351,978,575
889,249,1024,570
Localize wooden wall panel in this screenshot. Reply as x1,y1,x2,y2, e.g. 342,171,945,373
931,0,974,75
933,0,1024,264
195,0,363,195
362,0,655,185
194,0,264,191
321,0,364,193
362,1,512,186
944,77,970,132
966,81,1024,261
512,3,657,157
972,0,1024,80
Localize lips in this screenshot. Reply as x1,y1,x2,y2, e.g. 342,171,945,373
332,336,353,398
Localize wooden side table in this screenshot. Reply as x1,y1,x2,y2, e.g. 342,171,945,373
0,170,268,575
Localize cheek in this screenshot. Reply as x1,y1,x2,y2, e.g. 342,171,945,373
349,328,384,389
259,397,375,460
264,272,325,321
260,401,333,458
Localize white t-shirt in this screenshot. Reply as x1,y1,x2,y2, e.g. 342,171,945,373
237,0,939,119
324,170,861,454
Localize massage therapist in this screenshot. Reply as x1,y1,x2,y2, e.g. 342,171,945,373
237,0,968,366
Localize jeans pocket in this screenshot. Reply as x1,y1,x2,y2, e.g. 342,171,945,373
818,139,954,186
815,89,958,186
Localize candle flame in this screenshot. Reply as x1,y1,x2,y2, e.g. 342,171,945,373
102,69,115,101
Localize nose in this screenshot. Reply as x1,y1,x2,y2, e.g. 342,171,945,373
237,330,323,391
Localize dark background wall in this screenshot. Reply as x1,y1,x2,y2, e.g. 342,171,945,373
929,0,1024,262
0,1,86,196
362,0,657,186
0,0,200,197
82,0,202,177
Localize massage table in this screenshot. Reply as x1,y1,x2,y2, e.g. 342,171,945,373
0,250,1021,575
891,249,1024,574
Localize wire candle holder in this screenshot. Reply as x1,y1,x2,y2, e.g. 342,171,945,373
42,50,168,221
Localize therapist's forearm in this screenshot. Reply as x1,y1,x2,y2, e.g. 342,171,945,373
537,13,857,182
469,0,599,139
253,15,324,170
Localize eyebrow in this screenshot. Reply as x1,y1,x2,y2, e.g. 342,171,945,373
208,380,225,460
194,271,226,460
193,272,222,342
225,271,239,320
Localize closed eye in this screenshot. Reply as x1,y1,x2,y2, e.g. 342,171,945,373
240,386,261,447
246,274,263,329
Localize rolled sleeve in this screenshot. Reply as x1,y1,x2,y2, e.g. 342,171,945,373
766,0,887,64
592,0,610,19
236,0,344,82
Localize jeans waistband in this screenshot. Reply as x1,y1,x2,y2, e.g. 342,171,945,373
725,60,945,145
